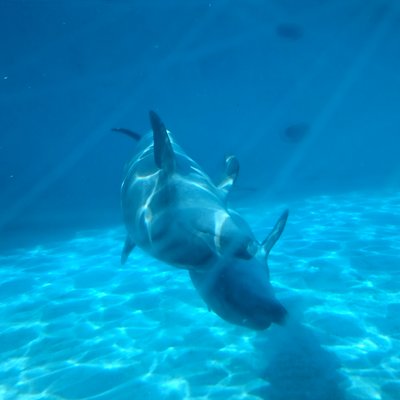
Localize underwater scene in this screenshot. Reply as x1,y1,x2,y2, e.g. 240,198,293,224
1,1,399,399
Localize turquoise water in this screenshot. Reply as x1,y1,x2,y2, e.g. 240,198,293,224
1,191,398,400
1,2,400,398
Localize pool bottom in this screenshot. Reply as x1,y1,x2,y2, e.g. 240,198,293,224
0,191,399,400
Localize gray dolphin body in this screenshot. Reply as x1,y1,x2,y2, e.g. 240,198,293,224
120,111,256,269
119,111,288,330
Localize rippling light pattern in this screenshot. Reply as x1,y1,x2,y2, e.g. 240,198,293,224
0,192,399,399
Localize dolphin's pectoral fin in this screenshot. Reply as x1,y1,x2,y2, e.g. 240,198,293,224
262,209,289,259
217,155,240,195
112,127,141,141
121,235,136,265
149,110,175,173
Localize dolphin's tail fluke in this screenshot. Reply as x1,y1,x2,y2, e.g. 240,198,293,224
112,128,141,141
262,209,289,259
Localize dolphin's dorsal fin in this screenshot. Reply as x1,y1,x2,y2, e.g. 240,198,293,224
262,209,289,259
112,128,141,141
121,235,136,265
217,155,239,196
149,110,175,173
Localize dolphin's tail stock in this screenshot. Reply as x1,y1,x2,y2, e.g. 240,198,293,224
262,209,289,259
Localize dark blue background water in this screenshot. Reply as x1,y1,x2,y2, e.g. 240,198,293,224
1,1,399,246
1,3,400,400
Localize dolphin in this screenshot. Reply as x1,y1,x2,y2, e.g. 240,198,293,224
118,111,289,330
119,111,258,269
190,209,289,330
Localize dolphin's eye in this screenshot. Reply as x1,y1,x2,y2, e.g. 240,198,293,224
246,240,258,258
235,239,258,260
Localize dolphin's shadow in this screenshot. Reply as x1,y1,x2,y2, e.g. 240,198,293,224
252,318,352,400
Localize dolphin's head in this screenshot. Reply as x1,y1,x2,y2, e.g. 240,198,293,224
190,256,287,330
190,209,289,330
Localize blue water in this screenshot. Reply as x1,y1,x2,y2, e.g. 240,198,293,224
1,2,400,400
1,192,399,399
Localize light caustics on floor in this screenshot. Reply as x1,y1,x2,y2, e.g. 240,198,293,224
0,191,399,400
